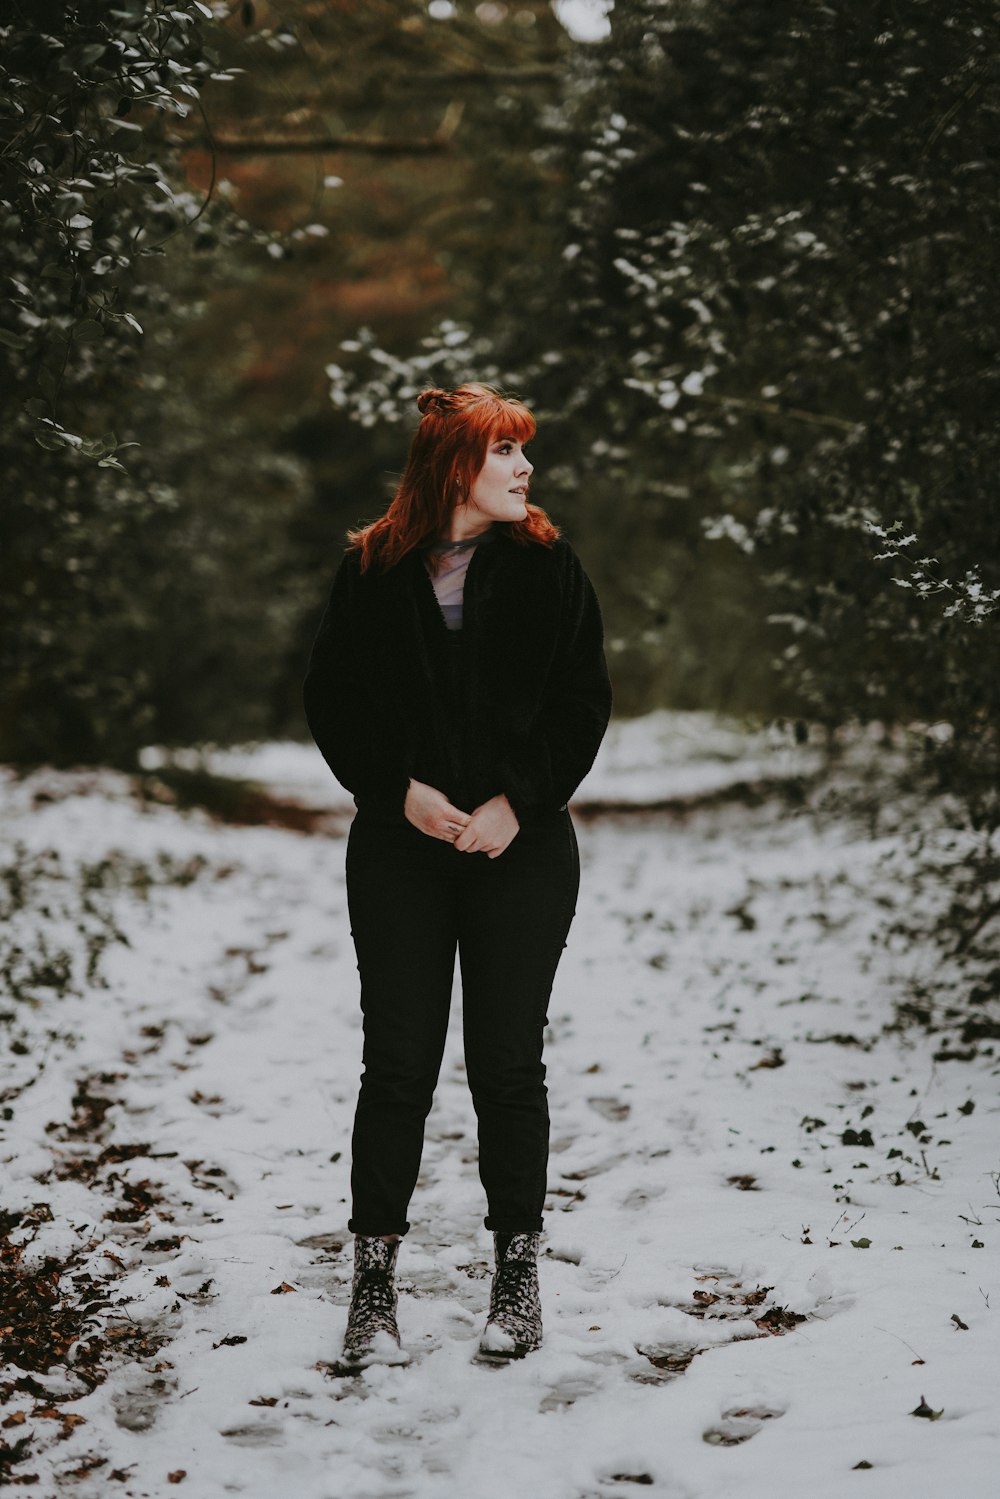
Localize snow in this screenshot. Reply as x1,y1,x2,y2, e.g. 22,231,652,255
2,714,998,1499
138,709,826,812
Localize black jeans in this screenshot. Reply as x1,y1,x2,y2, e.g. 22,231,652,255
344,806,580,1238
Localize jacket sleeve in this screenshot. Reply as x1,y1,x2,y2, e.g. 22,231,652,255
494,545,613,822
301,554,411,814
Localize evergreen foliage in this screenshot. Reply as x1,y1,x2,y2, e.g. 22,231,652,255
0,0,307,764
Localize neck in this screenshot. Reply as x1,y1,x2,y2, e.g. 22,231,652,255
444,508,494,543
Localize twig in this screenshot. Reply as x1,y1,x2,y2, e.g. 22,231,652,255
172,128,451,155
695,390,864,434
872,1324,924,1362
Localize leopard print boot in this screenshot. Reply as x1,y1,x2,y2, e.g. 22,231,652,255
478,1231,543,1359
341,1235,406,1368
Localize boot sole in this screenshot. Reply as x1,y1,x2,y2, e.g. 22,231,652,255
327,1346,411,1376
473,1336,541,1364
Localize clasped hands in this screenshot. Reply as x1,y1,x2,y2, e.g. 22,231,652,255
403,778,519,859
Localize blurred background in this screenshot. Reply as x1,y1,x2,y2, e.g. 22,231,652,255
2,0,997,823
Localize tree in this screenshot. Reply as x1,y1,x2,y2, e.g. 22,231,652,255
0,0,248,762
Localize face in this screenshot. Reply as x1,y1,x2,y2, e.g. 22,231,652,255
452,433,534,537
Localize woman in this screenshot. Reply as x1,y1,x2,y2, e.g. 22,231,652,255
303,382,612,1367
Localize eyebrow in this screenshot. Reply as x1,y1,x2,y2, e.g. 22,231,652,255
494,434,526,444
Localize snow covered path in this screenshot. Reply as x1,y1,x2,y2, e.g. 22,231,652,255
2,754,998,1499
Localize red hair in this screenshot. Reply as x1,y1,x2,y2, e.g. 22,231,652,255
348,382,559,572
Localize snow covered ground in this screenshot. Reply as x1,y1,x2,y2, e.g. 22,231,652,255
2,715,997,1499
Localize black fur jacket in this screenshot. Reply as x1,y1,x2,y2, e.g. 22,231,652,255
302,525,613,824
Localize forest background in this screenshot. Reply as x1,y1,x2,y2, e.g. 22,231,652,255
2,0,997,827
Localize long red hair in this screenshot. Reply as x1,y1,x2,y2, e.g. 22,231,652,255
348,382,559,572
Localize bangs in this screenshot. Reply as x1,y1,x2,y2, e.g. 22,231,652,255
485,399,536,445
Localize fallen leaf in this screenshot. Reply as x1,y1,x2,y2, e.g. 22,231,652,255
951,1313,969,1330
910,1396,943,1421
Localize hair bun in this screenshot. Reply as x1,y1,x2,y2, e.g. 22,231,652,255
416,387,452,416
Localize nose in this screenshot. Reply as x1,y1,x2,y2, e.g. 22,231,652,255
517,456,533,476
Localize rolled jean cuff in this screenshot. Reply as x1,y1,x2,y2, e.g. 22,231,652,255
484,1214,544,1234
349,1217,411,1238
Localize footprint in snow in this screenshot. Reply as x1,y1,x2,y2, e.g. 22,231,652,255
112,1368,179,1432
220,1419,286,1447
631,1342,700,1383
620,1184,667,1210
587,1096,632,1122
702,1402,786,1446
559,1150,632,1181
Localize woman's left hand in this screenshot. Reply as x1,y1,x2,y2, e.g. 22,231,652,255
453,794,520,859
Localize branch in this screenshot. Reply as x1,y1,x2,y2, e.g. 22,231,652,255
172,100,466,158
175,131,446,155
388,66,560,85
697,391,864,433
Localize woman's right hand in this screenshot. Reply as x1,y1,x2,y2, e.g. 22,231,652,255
404,778,471,843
